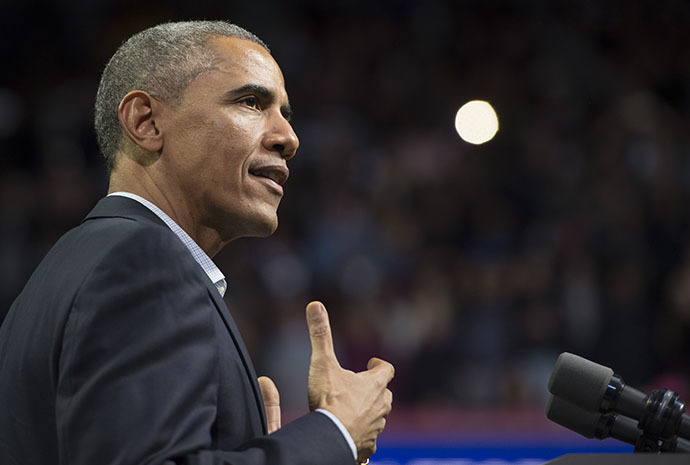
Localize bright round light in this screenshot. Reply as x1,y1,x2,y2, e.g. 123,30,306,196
454,100,499,145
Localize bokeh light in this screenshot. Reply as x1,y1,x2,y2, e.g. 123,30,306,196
454,100,499,144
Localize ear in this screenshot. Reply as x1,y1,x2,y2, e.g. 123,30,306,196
118,91,164,153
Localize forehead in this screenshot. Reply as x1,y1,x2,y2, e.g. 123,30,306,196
200,36,287,95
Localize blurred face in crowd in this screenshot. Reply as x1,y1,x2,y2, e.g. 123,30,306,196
159,36,299,243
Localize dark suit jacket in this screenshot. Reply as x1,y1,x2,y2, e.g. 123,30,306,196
0,196,353,465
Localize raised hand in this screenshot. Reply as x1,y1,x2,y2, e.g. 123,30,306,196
258,376,281,434
306,301,394,463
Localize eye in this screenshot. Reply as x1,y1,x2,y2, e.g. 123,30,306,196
241,96,260,110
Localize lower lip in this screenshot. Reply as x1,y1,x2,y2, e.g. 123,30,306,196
251,175,283,195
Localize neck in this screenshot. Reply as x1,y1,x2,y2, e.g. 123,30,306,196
108,154,225,257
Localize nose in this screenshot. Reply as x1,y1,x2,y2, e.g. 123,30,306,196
263,113,299,160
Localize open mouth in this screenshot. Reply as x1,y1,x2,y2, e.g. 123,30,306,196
249,165,289,194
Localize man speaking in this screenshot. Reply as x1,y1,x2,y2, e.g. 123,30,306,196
0,21,394,465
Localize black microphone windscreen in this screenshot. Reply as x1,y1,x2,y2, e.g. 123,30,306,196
547,395,641,445
546,395,599,438
548,352,613,412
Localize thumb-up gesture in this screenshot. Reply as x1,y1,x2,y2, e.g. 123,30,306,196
306,301,394,463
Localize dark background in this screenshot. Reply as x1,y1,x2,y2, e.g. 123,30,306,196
2,0,690,418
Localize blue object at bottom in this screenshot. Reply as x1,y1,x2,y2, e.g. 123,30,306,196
370,438,632,464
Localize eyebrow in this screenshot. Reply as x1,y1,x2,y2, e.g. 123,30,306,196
222,84,293,121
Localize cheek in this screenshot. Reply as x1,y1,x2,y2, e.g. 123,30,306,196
179,113,262,181
216,125,261,173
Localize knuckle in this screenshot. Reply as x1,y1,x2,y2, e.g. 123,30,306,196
310,324,330,338
313,356,338,370
361,441,376,456
386,361,395,379
361,443,375,457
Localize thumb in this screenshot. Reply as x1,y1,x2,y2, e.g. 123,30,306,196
258,376,281,434
306,301,337,362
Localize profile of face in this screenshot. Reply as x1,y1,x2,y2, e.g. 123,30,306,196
158,36,299,242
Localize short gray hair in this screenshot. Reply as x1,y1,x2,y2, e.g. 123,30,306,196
94,21,269,170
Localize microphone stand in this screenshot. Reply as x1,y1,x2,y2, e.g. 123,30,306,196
634,388,689,453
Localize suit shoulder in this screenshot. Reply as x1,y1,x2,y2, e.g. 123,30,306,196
50,215,192,271
80,217,202,281
16,216,201,310
78,215,185,252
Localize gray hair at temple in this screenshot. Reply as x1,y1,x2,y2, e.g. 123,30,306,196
94,21,269,171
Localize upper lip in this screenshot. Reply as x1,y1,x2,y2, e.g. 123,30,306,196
248,164,290,186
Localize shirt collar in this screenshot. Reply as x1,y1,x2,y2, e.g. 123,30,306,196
107,192,227,297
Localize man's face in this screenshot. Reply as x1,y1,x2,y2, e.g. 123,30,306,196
159,36,299,241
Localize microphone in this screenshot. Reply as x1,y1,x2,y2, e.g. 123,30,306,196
546,394,638,443
546,395,690,452
548,352,690,441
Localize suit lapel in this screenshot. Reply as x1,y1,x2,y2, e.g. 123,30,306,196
84,196,268,433
204,282,268,433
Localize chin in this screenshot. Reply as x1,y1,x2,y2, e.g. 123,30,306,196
211,202,280,241
251,220,279,238
240,211,280,238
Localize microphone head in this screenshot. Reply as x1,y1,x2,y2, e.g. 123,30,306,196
548,352,614,412
546,395,599,438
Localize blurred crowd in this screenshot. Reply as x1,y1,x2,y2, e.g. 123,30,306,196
2,0,690,414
